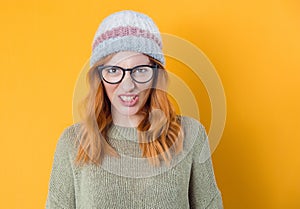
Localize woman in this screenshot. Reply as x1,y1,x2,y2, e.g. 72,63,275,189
46,10,223,209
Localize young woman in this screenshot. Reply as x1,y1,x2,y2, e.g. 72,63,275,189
46,10,223,209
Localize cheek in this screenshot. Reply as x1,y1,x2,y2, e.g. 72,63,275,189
137,83,152,99
103,83,118,101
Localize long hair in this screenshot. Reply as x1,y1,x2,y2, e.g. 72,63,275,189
76,54,184,166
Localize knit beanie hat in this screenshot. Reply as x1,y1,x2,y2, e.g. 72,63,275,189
90,10,165,67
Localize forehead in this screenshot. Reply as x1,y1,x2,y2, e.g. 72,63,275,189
105,51,150,66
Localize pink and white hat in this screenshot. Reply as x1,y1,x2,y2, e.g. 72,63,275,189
90,10,165,67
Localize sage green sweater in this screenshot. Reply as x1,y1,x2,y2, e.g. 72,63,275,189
46,116,223,209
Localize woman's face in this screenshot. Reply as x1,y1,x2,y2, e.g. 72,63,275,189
101,51,154,126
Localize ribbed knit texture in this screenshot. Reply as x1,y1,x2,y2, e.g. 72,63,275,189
46,116,223,209
90,10,165,67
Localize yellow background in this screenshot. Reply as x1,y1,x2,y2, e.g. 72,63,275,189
1,0,299,208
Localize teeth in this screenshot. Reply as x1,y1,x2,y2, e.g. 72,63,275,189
120,96,136,102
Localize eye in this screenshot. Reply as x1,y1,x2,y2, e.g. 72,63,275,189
101,66,122,79
134,67,150,73
107,67,120,74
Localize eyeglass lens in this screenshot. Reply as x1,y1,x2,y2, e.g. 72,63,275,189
99,65,155,84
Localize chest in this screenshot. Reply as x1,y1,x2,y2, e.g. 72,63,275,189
74,155,193,208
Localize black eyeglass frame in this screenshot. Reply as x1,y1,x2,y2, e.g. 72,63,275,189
96,64,159,84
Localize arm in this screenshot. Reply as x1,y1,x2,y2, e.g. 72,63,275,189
46,127,76,209
188,124,223,209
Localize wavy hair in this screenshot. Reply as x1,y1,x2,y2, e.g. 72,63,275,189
76,54,184,166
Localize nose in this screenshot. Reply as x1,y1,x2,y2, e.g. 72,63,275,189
120,72,135,91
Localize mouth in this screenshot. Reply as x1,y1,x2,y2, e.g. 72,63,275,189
118,94,139,106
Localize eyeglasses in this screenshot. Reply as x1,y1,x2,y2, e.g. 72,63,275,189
96,64,158,84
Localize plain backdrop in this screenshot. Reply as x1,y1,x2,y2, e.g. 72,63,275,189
1,0,299,208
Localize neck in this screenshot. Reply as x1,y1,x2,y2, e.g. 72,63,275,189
111,111,143,127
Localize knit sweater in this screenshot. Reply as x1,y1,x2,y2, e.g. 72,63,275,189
46,116,223,209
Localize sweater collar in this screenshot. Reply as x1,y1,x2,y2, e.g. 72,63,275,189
107,123,138,141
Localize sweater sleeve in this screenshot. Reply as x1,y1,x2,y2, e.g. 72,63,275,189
188,123,223,209
45,127,76,209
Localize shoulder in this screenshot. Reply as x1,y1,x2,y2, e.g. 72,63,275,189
178,115,207,141
59,123,82,141
177,116,210,159
55,123,82,154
